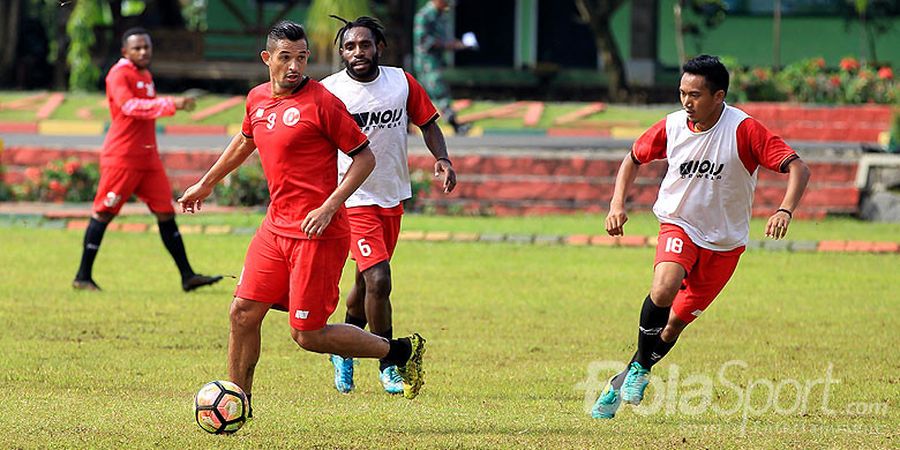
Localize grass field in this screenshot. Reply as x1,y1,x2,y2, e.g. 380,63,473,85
0,215,897,448
0,91,671,129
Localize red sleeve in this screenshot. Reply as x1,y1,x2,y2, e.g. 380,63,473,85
736,118,798,174
320,90,369,155
108,70,175,119
241,94,254,139
631,119,668,163
405,72,439,127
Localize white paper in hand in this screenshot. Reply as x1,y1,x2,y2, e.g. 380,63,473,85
462,32,479,49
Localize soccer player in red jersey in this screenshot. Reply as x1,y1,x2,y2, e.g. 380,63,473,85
592,55,811,419
73,27,222,292
320,16,456,395
178,21,427,410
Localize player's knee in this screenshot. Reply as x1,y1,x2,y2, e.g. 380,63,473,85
661,322,686,343
649,285,678,307
229,299,263,330
290,329,323,352
92,211,115,223
363,264,392,300
154,212,175,222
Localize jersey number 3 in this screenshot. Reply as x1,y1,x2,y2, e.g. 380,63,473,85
665,237,684,254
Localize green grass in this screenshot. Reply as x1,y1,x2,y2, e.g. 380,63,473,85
0,91,671,130
115,211,900,243
0,218,896,448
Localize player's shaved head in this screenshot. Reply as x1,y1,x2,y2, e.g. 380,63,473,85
267,21,308,52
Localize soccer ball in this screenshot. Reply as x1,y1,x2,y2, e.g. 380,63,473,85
194,380,248,434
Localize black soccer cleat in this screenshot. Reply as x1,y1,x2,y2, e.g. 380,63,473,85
72,279,102,291
182,274,224,292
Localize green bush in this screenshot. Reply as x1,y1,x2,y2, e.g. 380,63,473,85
403,169,432,213
723,56,897,104
13,159,100,202
213,162,270,206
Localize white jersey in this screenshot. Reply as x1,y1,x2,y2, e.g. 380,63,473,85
653,105,756,251
321,67,416,208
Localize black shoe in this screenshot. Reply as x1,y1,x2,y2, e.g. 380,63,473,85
72,279,102,291
453,122,472,136
182,274,223,292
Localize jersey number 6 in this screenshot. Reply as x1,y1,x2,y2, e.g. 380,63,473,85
357,238,372,257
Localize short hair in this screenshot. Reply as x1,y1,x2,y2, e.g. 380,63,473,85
267,20,307,52
331,15,387,49
682,54,729,95
121,27,150,47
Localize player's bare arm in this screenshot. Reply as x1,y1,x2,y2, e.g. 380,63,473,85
765,158,811,240
178,133,257,213
420,120,457,193
301,145,376,238
606,153,641,236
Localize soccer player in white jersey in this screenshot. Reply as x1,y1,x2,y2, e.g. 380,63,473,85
592,55,811,419
320,16,457,394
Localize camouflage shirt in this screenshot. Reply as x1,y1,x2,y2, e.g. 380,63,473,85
413,2,451,74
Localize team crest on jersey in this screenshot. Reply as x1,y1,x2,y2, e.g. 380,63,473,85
282,107,301,126
103,191,121,208
255,108,265,118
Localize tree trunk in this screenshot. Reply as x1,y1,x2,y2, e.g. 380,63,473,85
575,0,630,102
0,0,21,85
595,17,629,101
674,0,686,66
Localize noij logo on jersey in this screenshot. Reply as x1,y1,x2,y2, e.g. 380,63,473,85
679,159,725,180
352,108,405,131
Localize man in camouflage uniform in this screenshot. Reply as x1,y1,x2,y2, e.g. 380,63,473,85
413,0,468,134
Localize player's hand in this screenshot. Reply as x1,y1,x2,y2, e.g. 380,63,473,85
173,96,196,112
301,204,338,238
606,205,628,236
178,183,212,214
765,210,791,240
434,159,457,194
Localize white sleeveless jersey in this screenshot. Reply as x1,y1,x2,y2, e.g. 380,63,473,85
653,105,755,251
321,67,412,208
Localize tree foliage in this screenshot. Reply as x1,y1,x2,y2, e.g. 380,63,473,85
66,0,102,91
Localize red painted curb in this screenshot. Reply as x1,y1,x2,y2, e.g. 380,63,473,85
163,124,227,135
0,122,39,133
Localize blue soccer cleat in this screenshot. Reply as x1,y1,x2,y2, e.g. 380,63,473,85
591,376,623,419
330,354,355,393
379,365,404,395
621,361,650,405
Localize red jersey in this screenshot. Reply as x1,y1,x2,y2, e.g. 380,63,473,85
101,58,177,169
242,78,369,240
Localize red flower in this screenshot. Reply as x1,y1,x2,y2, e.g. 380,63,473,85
839,57,859,72
25,167,42,183
878,67,893,80
64,160,81,175
805,77,816,87
829,75,841,87
814,58,826,69
752,68,768,81
48,180,65,193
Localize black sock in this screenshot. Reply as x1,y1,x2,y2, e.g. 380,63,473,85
375,327,394,371
383,337,411,366
635,295,670,369
648,337,679,368
344,313,367,330
158,219,194,280
75,218,109,281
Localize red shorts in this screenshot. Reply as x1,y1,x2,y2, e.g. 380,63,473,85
655,223,744,324
347,204,403,272
234,224,350,331
92,166,175,215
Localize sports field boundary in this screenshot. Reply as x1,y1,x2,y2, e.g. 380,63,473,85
1,214,895,254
